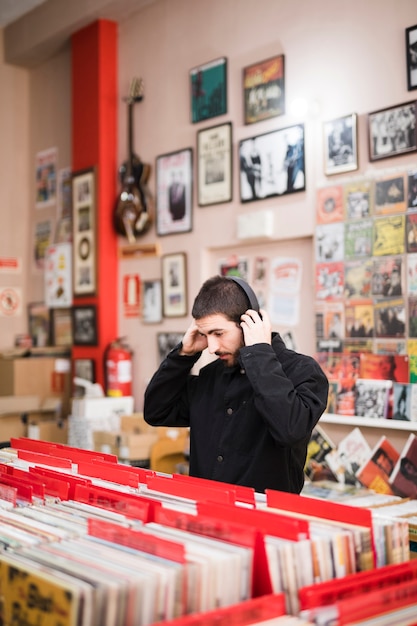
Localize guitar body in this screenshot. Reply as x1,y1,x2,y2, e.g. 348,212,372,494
114,78,152,241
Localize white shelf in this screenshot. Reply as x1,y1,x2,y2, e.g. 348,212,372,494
321,413,417,432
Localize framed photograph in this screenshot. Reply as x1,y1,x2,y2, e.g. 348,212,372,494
27,302,50,348
239,124,305,202
72,167,97,296
74,358,95,383
72,304,98,346
156,148,193,236
406,25,417,91
197,122,232,206
73,358,95,397
162,252,188,317
143,279,163,324
157,332,184,362
50,307,72,347
323,113,358,175
368,101,417,161
243,54,285,125
190,57,227,123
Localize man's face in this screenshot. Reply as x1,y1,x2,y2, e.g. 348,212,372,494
195,314,244,367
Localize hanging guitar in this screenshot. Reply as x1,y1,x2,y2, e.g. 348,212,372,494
114,77,152,243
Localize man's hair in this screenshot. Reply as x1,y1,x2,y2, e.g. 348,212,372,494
191,275,250,323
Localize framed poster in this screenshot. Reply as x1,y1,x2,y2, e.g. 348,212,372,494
73,358,95,396
44,243,72,308
156,148,193,236
323,113,358,176
197,122,232,206
35,147,57,208
27,302,50,347
162,252,187,317
243,54,285,124
143,279,163,324
74,358,95,382
50,307,72,347
190,57,227,123
72,168,97,296
72,304,98,346
239,124,305,202
368,101,417,161
406,24,417,91
157,332,184,362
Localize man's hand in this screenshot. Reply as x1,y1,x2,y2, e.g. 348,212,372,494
240,308,271,346
179,322,208,356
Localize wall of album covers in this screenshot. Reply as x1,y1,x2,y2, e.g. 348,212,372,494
315,168,417,420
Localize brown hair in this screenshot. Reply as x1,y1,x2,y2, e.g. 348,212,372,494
191,275,250,323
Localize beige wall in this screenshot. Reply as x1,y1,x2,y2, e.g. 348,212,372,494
1,0,417,413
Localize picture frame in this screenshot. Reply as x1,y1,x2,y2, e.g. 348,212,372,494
367,101,417,161
162,252,188,318
406,24,417,91
323,113,358,176
156,148,193,236
239,124,305,202
73,358,95,397
74,358,95,383
190,57,227,123
157,332,184,362
243,54,285,125
142,279,163,324
72,304,98,346
50,307,72,347
197,121,232,206
27,302,51,348
72,167,97,296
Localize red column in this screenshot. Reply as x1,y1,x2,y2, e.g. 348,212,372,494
71,20,118,390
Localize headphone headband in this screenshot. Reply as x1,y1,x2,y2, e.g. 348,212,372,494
227,276,260,312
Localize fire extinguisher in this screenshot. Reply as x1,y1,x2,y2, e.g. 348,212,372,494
104,338,133,397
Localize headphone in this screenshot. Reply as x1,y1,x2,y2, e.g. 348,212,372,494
227,276,260,313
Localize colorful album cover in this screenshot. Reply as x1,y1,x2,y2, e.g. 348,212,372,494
374,174,406,215
371,255,404,297
407,253,417,295
344,258,372,298
315,262,344,300
345,298,374,338
315,222,344,263
406,211,417,253
344,179,372,220
344,219,373,260
316,185,344,224
359,353,409,383
374,297,406,338
354,378,392,419
373,215,405,257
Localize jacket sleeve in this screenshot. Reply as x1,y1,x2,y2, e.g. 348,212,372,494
143,346,200,427
240,343,329,445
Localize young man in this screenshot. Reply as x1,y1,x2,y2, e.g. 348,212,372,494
144,275,329,494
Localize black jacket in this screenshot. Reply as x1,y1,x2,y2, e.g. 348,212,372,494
144,333,328,493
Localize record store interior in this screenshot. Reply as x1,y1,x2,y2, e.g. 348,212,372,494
1,0,417,623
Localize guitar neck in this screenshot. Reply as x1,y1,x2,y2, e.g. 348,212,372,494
127,101,134,175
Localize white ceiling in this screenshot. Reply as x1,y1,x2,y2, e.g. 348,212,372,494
0,0,48,27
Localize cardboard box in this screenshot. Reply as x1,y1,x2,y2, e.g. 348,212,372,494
0,414,26,442
119,413,155,434
0,395,61,443
92,431,119,456
118,432,158,461
0,357,71,417
27,419,68,444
